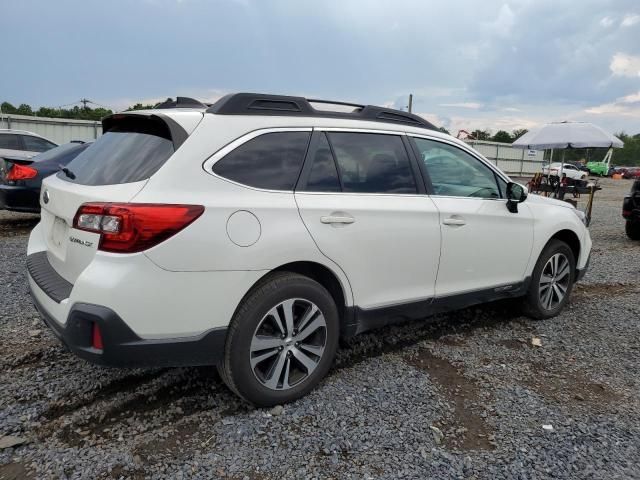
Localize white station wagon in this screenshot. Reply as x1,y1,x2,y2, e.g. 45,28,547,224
27,94,592,406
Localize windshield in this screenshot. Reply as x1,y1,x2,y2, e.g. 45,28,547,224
58,118,174,186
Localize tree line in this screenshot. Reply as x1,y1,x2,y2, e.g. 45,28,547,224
0,101,156,121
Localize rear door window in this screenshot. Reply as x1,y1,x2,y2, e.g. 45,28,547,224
213,131,311,190
0,134,22,150
327,132,417,194
303,133,341,192
59,117,174,186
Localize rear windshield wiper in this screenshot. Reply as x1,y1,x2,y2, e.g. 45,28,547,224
59,166,76,180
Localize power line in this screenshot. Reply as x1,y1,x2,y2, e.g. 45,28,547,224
53,99,113,110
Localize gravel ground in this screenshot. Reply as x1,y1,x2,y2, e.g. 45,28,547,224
1,178,639,479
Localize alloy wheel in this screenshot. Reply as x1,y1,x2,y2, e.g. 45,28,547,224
250,298,327,390
539,253,571,310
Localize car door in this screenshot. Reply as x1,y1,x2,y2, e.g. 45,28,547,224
409,135,534,298
295,130,441,312
562,164,581,180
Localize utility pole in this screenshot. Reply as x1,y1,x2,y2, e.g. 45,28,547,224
408,94,413,113
80,98,90,110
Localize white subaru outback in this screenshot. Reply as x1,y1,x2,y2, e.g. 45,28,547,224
27,93,591,406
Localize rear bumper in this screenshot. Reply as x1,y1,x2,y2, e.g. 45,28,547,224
30,290,227,368
0,184,40,213
27,251,228,368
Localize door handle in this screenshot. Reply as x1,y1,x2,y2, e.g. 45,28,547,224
443,217,466,226
320,215,355,224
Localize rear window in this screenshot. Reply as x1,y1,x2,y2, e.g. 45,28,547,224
58,117,174,186
32,142,86,163
22,135,56,153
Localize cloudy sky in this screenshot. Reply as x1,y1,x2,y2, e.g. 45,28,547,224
2,0,639,134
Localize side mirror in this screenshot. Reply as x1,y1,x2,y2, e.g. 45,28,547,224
506,182,528,213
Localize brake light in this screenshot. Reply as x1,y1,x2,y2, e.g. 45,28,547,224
6,164,37,180
73,203,204,253
92,322,104,350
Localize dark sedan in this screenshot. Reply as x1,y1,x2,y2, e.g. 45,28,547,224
0,141,91,213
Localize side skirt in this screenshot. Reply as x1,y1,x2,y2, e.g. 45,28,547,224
342,279,530,338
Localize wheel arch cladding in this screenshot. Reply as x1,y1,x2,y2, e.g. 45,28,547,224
549,229,580,264
272,261,347,321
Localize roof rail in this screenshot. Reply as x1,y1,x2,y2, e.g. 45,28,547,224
154,97,208,109
206,93,437,131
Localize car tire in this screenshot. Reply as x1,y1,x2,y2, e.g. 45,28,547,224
626,220,640,240
522,239,576,320
217,272,339,407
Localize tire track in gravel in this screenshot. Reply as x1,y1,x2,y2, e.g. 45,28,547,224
404,347,495,451
40,369,171,422
52,367,244,448
334,300,525,371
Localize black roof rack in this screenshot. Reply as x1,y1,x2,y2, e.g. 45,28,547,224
206,93,437,131
154,97,208,109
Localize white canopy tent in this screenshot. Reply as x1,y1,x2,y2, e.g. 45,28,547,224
513,122,624,197
512,121,623,150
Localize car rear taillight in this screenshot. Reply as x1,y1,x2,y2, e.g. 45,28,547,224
73,203,204,253
6,164,37,180
92,322,104,350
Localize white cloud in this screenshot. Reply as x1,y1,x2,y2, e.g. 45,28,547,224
485,4,515,38
621,14,640,27
610,53,640,77
600,16,614,28
621,91,640,103
585,90,640,116
439,102,483,109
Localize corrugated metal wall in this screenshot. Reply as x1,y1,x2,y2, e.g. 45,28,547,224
0,114,102,144
464,140,544,176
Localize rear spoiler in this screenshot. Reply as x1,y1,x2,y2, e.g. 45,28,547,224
102,112,189,150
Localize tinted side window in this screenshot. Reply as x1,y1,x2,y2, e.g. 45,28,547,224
412,138,501,199
304,133,341,192
0,134,22,150
22,136,55,153
213,132,310,190
327,132,417,194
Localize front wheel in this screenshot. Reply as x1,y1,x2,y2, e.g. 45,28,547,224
523,240,575,320
626,220,640,240
218,272,339,407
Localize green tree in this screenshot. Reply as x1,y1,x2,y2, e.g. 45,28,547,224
512,128,528,140
16,103,34,116
127,103,156,111
1,102,17,114
492,130,512,143
471,129,491,141
438,126,450,135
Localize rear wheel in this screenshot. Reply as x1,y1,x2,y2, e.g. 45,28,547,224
523,240,575,320
218,272,339,407
626,220,640,240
